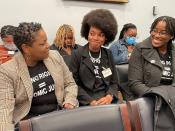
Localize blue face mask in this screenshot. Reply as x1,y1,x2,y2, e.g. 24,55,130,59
126,37,137,45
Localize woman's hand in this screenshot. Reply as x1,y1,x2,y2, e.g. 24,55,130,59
96,95,113,105
90,100,98,106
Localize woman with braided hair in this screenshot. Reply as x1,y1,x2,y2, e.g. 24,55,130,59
0,22,78,130
50,24,80,67
129,16,175,131
70,9,119,106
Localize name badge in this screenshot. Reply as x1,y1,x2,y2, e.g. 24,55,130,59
102,68,112,78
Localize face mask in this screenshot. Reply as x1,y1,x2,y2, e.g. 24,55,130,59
126,37,137,46
3,42,18,51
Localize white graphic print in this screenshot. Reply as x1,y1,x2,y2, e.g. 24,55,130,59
94,65,101,78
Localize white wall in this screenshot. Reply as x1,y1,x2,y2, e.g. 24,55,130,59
0,0,174,45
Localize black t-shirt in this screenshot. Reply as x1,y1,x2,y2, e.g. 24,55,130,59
159,52,173,85
28,61,58,115
90,50,107,99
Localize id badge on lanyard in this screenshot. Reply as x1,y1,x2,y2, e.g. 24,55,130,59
102,68,112,78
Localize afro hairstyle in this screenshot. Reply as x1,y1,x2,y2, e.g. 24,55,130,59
81,9,118,45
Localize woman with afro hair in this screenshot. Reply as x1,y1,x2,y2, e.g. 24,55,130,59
70,9,119,106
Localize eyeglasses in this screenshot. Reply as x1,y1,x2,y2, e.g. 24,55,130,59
151,29,169,36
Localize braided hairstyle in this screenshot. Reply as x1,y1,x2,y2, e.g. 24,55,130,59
13,22,42,52
53,24,75,49
81,9,118,45
150,16,175,42
118,23,137,40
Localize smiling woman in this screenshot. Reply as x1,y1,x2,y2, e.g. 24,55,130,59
69,9,119,106
128,16,175,131
0,22,78,131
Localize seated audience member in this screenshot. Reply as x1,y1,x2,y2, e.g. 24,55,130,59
110,23,137,64
50,24,80,66
128,16,175,130
0,25,17,64
0,22,78,131
70,9,119,106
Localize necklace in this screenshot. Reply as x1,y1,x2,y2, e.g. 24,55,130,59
89,49,101,64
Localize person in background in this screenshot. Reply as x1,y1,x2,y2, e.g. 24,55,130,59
0,25,17,64
70,9,119,106
109,23,137,64
50,24,80,67
128,16,175,130
0,22,78,130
